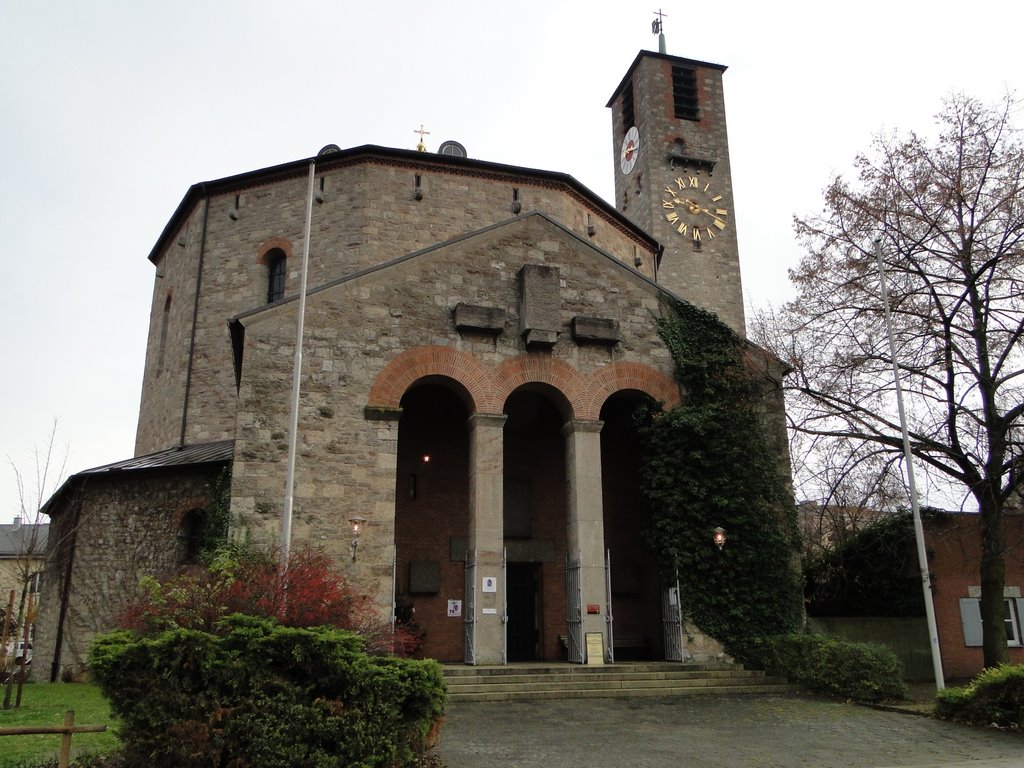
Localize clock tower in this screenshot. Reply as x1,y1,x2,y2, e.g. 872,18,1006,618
608,51,746,337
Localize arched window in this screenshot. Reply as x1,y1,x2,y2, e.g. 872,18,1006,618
267,249,286,303
178,509,207,564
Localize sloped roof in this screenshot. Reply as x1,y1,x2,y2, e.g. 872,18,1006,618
76,440,234,475
0,522,48,558
40,441,234,517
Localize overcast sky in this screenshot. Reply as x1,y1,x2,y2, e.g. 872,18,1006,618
2,1,1021,522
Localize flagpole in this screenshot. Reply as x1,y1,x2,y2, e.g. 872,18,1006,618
874,238,945,691
281,160,316,572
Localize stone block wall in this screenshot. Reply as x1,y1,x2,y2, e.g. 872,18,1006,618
135,154,659,458
33,466,225,681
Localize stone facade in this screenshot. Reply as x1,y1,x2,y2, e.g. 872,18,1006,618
38,50,796,671
34,458,227,680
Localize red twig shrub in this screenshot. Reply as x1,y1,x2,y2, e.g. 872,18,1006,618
117,546,421,656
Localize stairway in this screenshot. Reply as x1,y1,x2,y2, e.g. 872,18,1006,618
444,661,795,702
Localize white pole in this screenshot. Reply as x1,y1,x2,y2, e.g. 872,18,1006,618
873,239,945,691
280,161,316,572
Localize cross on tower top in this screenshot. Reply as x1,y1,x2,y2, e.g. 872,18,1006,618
414,124,431,152
651,8,667,35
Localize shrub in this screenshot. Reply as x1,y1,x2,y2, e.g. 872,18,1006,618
116,546,421,656
737,632,907,702
936,664,1024,728
88,615,447,768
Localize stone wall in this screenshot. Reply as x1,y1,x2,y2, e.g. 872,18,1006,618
33,466,225,681
135,155,659,457
229,214,681,631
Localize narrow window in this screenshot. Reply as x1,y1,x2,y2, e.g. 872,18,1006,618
157,294,171,376
267,249,286,303
672,65,699,121
1005,599,1022,646
622,81,635,133
178,509,206,564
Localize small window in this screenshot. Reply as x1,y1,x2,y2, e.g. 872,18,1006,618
1006,599,1022,646
178,509,207,564
267,250,286,303
672,65,699,121
959,595,1024,647
622,81,635,134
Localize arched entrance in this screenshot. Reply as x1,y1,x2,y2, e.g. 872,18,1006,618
502,387,569,661
600,391,664,660
393,381,471,661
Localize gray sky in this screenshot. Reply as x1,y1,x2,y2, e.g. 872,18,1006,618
2,1,1021,522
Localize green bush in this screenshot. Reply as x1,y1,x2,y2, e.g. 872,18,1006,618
936,664,1024,728
88,615,446,768
737,633,907,702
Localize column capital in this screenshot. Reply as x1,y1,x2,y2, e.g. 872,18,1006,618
561,418,604,438
468,412,508,431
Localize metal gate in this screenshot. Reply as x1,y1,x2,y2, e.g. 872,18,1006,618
464,551,477,665
501,548,508,665
565,554,584,663
390,545,397,632
662,571,685,662
605,549,615,664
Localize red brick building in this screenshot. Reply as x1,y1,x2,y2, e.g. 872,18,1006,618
928,513,1024,679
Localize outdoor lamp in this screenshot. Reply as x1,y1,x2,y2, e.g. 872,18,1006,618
713,527,726,551
349,515,368,561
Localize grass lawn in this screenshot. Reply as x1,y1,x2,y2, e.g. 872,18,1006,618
0,683,120,768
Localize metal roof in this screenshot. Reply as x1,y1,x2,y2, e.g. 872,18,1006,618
78,440,235,475
39,441,234,518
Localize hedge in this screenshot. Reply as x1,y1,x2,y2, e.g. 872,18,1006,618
936,664,1024,728
737,633,907,702
88,614,446,768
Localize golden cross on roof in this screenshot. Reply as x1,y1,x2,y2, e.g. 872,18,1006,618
414,124,431,152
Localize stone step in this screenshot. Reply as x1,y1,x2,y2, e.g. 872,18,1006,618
445,670,771,687
449,683,796,703
443,663,794,702
443,661,737,677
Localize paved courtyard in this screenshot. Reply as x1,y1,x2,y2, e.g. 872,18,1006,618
434,693,1022,768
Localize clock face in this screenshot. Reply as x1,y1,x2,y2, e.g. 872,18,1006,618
620,126,640,175
661,174,728,242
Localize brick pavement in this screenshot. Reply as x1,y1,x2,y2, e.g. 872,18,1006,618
434,693,1022,768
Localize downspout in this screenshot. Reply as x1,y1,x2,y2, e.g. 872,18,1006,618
50,479,85,682
179,192,211,448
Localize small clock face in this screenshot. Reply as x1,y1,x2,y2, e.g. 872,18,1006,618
661,174,728,242
620,126,640,175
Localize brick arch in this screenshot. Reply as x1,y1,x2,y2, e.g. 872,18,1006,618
490,355,592,420
256,237,294,264
367,346,490,413
585,362,680,419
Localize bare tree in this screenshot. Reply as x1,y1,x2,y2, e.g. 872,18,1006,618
754,94,1024,668
2,420,66,705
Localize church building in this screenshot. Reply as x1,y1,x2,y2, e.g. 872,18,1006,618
35,47,791,679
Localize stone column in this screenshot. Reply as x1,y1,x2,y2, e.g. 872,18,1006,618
467,413,507,664
563,418,608,661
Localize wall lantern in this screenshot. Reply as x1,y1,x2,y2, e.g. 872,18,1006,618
713,526,727,551
350,515,368,561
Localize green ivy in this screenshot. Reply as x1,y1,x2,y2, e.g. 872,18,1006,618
200,467,233,561
636,298,802,649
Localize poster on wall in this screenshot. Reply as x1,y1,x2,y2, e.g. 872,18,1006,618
482,576,497,593
447,600,462,617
